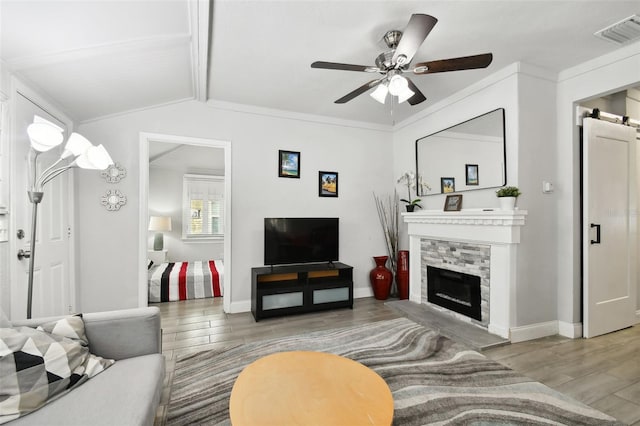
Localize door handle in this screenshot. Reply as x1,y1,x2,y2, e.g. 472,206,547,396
17,249,31,260
590,223,601,244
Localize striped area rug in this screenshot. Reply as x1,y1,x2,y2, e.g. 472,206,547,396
166,318,621,425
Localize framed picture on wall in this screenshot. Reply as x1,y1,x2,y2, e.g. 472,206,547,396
444,194,463,211
318,171,338,197
466,164,479,185
278,150,300,178
441,177,455,193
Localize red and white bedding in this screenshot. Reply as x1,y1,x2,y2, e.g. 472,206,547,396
148,260,223,303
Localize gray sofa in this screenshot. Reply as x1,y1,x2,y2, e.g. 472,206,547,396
10,307,165,426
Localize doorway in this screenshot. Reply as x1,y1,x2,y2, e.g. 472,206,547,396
10,89,75,320
138,133,231,313
579,88,639,337
581,116,637,338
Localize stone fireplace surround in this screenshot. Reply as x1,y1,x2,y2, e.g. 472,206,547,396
403,209,527,339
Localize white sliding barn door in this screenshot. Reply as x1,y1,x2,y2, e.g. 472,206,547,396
582,117,637,338
11,93,73,319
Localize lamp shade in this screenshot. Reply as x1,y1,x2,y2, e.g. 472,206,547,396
149,216,172,232
370,84,388,104
27,122,64,152
396,85,415,104
61,133,92,159
33,115,64,132
387,75,408,95
75,144,114,170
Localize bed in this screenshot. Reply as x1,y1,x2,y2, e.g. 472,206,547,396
148,260,223,303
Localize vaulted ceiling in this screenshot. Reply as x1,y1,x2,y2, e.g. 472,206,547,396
1,1,639,126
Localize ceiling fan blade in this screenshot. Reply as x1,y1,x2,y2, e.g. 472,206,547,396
405,78,427,105
392,14,438,66
335,79,383,104
311,61,377,72
413,53,493,74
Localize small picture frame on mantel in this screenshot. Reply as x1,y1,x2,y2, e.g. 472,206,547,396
444,194,463,212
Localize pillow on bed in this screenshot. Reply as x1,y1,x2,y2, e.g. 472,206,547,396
0,317,115,424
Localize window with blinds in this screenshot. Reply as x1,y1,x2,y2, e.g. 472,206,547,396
183,174,224,239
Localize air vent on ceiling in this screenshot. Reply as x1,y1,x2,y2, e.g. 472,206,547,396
594,15,640,45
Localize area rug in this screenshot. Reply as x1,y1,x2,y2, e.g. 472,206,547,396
166,317,620,425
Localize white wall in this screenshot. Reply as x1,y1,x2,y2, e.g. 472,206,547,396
0,64,9,316
149,166,224,261
556,41,640,329
515,71,558,326
76,100,393,313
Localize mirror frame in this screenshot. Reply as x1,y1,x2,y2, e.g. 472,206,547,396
415,108,506,196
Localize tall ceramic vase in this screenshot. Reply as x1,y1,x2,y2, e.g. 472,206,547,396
370,256,392,300
396,250,409,300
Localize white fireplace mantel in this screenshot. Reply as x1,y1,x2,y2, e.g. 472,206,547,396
402,208,528,339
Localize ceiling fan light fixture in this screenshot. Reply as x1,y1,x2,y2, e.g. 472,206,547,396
397,86,415,104
387,74,409,96
370,83,388,104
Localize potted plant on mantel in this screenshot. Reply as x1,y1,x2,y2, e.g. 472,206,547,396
398,171,430,212
496,186,521,210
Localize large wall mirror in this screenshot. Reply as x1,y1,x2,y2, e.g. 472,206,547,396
416,108,506,196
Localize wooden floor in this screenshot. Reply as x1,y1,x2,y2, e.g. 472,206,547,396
154,297,640,425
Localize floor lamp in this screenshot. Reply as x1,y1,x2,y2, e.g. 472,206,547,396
20,116,113,319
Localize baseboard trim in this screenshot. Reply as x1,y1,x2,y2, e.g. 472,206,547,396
488,324,510,339
558,320,583,338
510,320,558,343
354,287,374,299
228,300,251,314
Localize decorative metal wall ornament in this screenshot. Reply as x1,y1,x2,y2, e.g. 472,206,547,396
101,189,127,211
101,162,126,183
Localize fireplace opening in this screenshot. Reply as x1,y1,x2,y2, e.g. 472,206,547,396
427,266,481,321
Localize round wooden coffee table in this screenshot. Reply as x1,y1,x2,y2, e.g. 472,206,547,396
229,351,394,425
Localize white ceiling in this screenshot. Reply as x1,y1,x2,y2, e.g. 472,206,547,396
1,1,639,126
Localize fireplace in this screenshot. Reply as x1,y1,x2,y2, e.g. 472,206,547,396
427,266,482,321
403,209,528,339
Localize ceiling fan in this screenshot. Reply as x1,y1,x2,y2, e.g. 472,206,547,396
311,14,493,106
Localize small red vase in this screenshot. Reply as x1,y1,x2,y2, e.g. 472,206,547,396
370,256,392,300
397,250,409,300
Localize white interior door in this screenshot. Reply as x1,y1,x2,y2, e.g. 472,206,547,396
11,93,72,319
583,117,637,338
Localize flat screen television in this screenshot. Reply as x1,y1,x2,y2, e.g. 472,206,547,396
264,217,339,266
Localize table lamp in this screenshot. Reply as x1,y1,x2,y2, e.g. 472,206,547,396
149,216,172,251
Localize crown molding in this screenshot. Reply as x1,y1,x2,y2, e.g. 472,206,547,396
79,97,196,124
395,62,557,131
205,99,394,132
558,39,640,83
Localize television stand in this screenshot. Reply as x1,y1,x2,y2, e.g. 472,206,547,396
251,262,353,321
